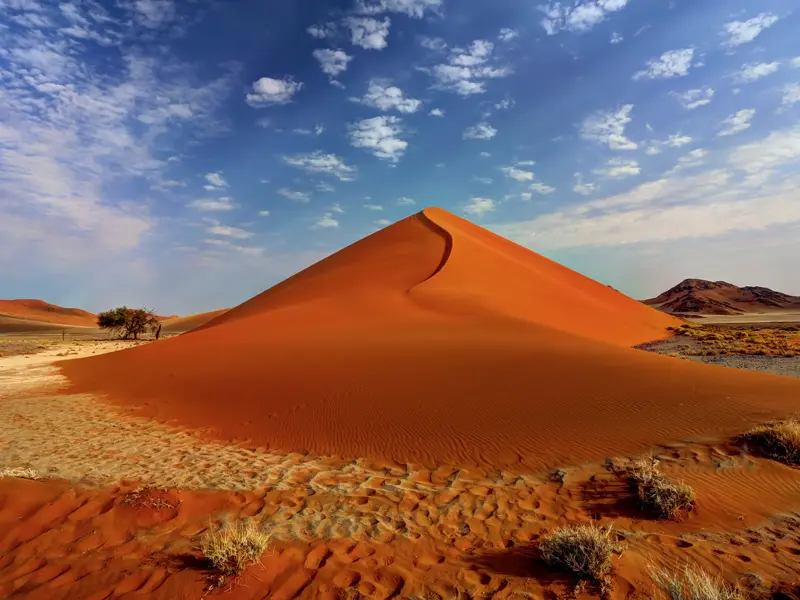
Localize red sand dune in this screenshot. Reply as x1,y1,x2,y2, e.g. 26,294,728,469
160,309,230,333
61,208,800,471
0,299,96,327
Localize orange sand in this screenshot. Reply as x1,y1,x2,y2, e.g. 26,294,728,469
0,299,96,327
60,208,800,471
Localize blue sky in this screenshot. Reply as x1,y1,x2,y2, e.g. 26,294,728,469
1,0,799,314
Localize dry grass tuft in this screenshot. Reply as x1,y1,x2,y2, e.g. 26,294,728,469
651,564,744,600
739,420,800,465
0,467,41,480
539,523,623,581
199,520,271,576
627,457,695,520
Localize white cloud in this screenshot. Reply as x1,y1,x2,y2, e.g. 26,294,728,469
258,210,270,217
473,176,493,184
493,161,800,251
540,0,630,34
375,218,391,226
463,122,497,140
426,39,512,96
428,108,445,117
520,192,532,201
307,23,336,39
580,104,637,150
313,213,339,229
331,203,345,213
363,203,383,210
735,61,780,83
463,197,495,217
728,127,800,173
593,157,640,179
397,197,415,206
722,13,779,48
791,57,800,69
207,223,252,239
352,79,422,113
498,28,518,42
672,148,708,171
345,17,391,50
633,48,695,80
530,182,555,195
133,0,176,28
516,160,536,166
673,87,715,110
502,166,534,181
246,77,303,107
573,173,597,195
348,116,407,162
278,188,311,203
188,197,237,211
781,83,800,108
479,151,491,158
355,0,442,18
203,238,263,256
610,31,623,44
316,182,336,193
315,124,325,135
204,172,227,188
718,109,756,137
646,133,693,155
292,128,313,136
0,4,236,267
312,49,353,79
419,36,447,51
282,151,357,181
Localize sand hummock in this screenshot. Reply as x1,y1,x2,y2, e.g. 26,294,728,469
59,208,800,471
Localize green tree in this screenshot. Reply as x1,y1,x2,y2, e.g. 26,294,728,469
97,306,159,340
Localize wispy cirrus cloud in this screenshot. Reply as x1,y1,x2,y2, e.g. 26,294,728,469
580,105,637,150
282,152,357,181
721,13,779,48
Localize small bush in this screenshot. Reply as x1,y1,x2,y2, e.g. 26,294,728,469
539,524,623,581
739,420,800,465
627,458,695,519
651,564,744,600
199,520,270,576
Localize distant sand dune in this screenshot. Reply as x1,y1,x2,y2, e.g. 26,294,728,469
60,208,800,471
160,309,230,334
0,299,96,327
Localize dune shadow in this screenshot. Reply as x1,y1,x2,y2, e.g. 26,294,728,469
579,476,643,520
466,543,569,583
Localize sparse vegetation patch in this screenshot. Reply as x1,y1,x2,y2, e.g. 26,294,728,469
199,520,271,576
739,420,800,465
627,457,695,519
539,523,623,582
651,564,744,600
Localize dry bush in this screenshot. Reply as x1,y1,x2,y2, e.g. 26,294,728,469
739,420,800,465
0,467,41,480
627,457,695,519
651,564,744,600
199,520,271,576
539,523,623,581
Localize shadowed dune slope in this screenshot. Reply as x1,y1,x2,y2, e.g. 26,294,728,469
0,299,96,327
61,208,800,471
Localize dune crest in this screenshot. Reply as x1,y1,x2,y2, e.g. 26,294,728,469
60,208,800,471
0,299,96,327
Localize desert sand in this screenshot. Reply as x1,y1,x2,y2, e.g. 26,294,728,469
160,309,231,334
3,208,800,599
62,208,800,471
0,299,96,328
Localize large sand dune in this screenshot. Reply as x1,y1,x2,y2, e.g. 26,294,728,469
0,299,96,327
61,208,800,471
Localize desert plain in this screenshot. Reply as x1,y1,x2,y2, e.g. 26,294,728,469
2,207,800,600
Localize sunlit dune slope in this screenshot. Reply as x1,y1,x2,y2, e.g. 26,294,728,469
60,208,800,471
0,299,96,327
